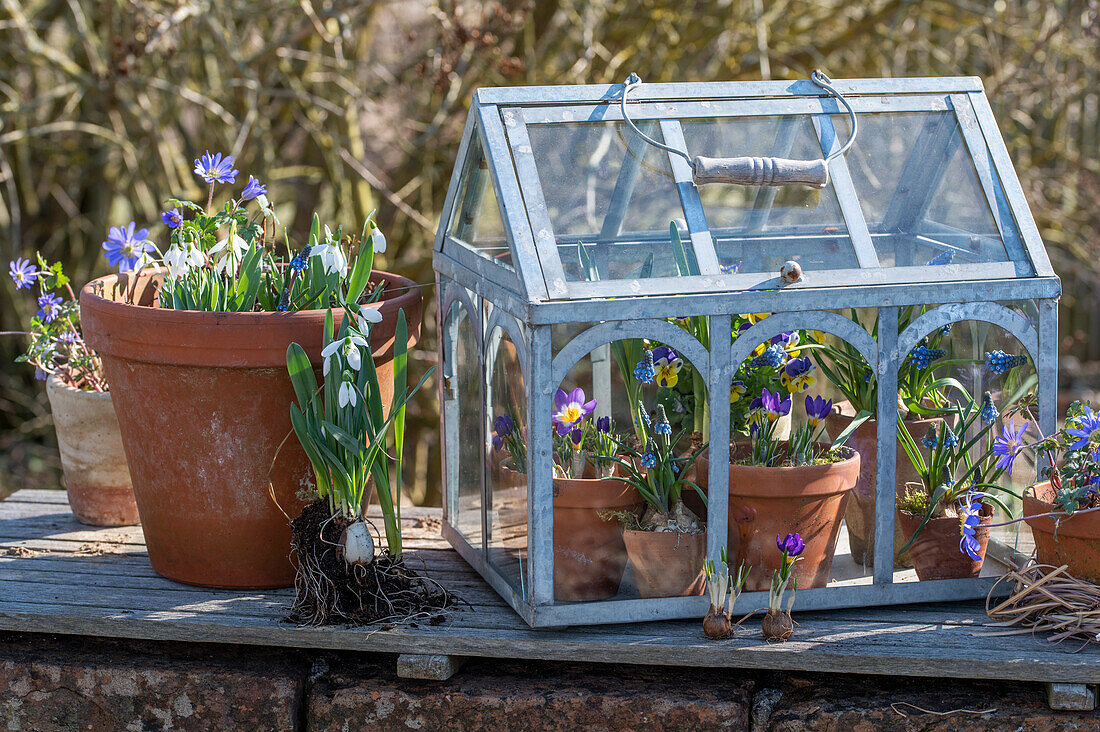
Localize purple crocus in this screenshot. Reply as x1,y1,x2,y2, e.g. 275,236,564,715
1066,406,1100,450
958,490,986,561
805,395,833,430
102,222,153,272
9,258,37,289
36,292,62,322
241,175,267,201
552,387,596,436
992,420,1028,474
569,427,583,448
161,208,183,228
492,434,505,452
596,416,611,434
494,414,514,438
193,151,238,184
760,387,792,422
777,533,805,557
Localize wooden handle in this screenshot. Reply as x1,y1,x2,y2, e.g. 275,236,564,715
692,156,829,188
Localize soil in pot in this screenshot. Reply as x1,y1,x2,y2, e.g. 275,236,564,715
622,528,706,598
81,269,421,589
696,445,859,592
1024,482,1100,582
824,403,941,568
45,375,138,526
554,464,644,602
287,499,459,626
895,502,993,581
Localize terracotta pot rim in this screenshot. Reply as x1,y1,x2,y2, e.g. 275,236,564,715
1024,481,1100,539
81,268,421,367
699,444,860,477
622,528,707,538
552,473,639,509
46,373,111,400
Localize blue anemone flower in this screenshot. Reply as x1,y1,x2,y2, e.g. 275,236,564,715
958,490,986,561
102,222,153,272
36,292,62,322
1067,407,1100,451
241,175,267,201
9,258,37,289
193,151,238,185
161,208,183,228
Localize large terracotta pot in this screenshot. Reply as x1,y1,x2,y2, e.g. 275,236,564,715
80,269,421,589
824,403,940,567
895,503,993,581
622,529,706,598
1024,482,1100,582
697,445,859,592
552,471,643,602
45,375,139,526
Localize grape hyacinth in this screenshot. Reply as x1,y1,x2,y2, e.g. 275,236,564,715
985,350,1028,375
633,350,656,384
979,392,999,426
751,343,787,369
908,345,946,369
653,404,672,435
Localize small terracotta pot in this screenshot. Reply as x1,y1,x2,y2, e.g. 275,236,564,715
1024,482,1100,582
824,403,940,567
895,503,993,581
697,445,859,592
622,528,706,598
552,469,642,602
45,375,139,526
80,269,421,589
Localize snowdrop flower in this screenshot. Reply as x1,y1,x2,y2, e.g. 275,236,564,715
369,223,386,253
210,233,248,275
355,307,382,334
338,375,357,408
163,245,204,280
310,242,347,277
321,335,367,376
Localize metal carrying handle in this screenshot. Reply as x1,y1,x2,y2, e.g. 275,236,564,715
619,70,858,188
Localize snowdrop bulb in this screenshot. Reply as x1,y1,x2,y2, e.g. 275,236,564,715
342,521,374,565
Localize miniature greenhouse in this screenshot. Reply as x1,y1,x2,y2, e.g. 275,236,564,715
433,74,1060,628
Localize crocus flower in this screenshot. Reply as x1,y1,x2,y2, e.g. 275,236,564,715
992,420,1028,474
595,416,611,434
804,395,832,430
633,351,655,384
194,151,238,184
495,414,514,438
730,380,747,404
161,208,183,228
777,533,805,557
958,490,986,561
102,222,153,272
569,427,583,448
36,293,62,322
985,350,1028,375
651,346,683,388
780,356,816,393
552,387,596,436
1066,407,1100,450
9,258,37,289
241,175,266,201
760,387,792,422
492,434,504,452
979,392,999,426
927,250,954,266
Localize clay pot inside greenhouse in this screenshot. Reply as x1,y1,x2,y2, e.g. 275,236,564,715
80,269,421,589
551,468,643,602
824,402,941,568
622,528,706,599
697,444,859,592
1024,482,1100,582
45,375,139,527
895,502,992,581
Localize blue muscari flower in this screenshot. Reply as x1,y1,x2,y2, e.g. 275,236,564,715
36,293,62,323
985,350,1028,375
638,400,651,427
922,427,937,449
941,323,952,336
864,368,873,383
979,392,998,426
943,429,959,449
161,208,183,228
908,345,946,369
927,250,955,266
640,448,658,468
654,404,672,435
289,245,311,273
750,343,786,369
102,222,153,272
9,258,38,289
241,175,267,201
633,351,655,384
193,151,238,185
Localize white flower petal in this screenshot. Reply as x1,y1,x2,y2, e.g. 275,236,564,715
358,308,383,325
371,228,387,253
321,341,342,358
338,382,350,408
346,347,361,371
